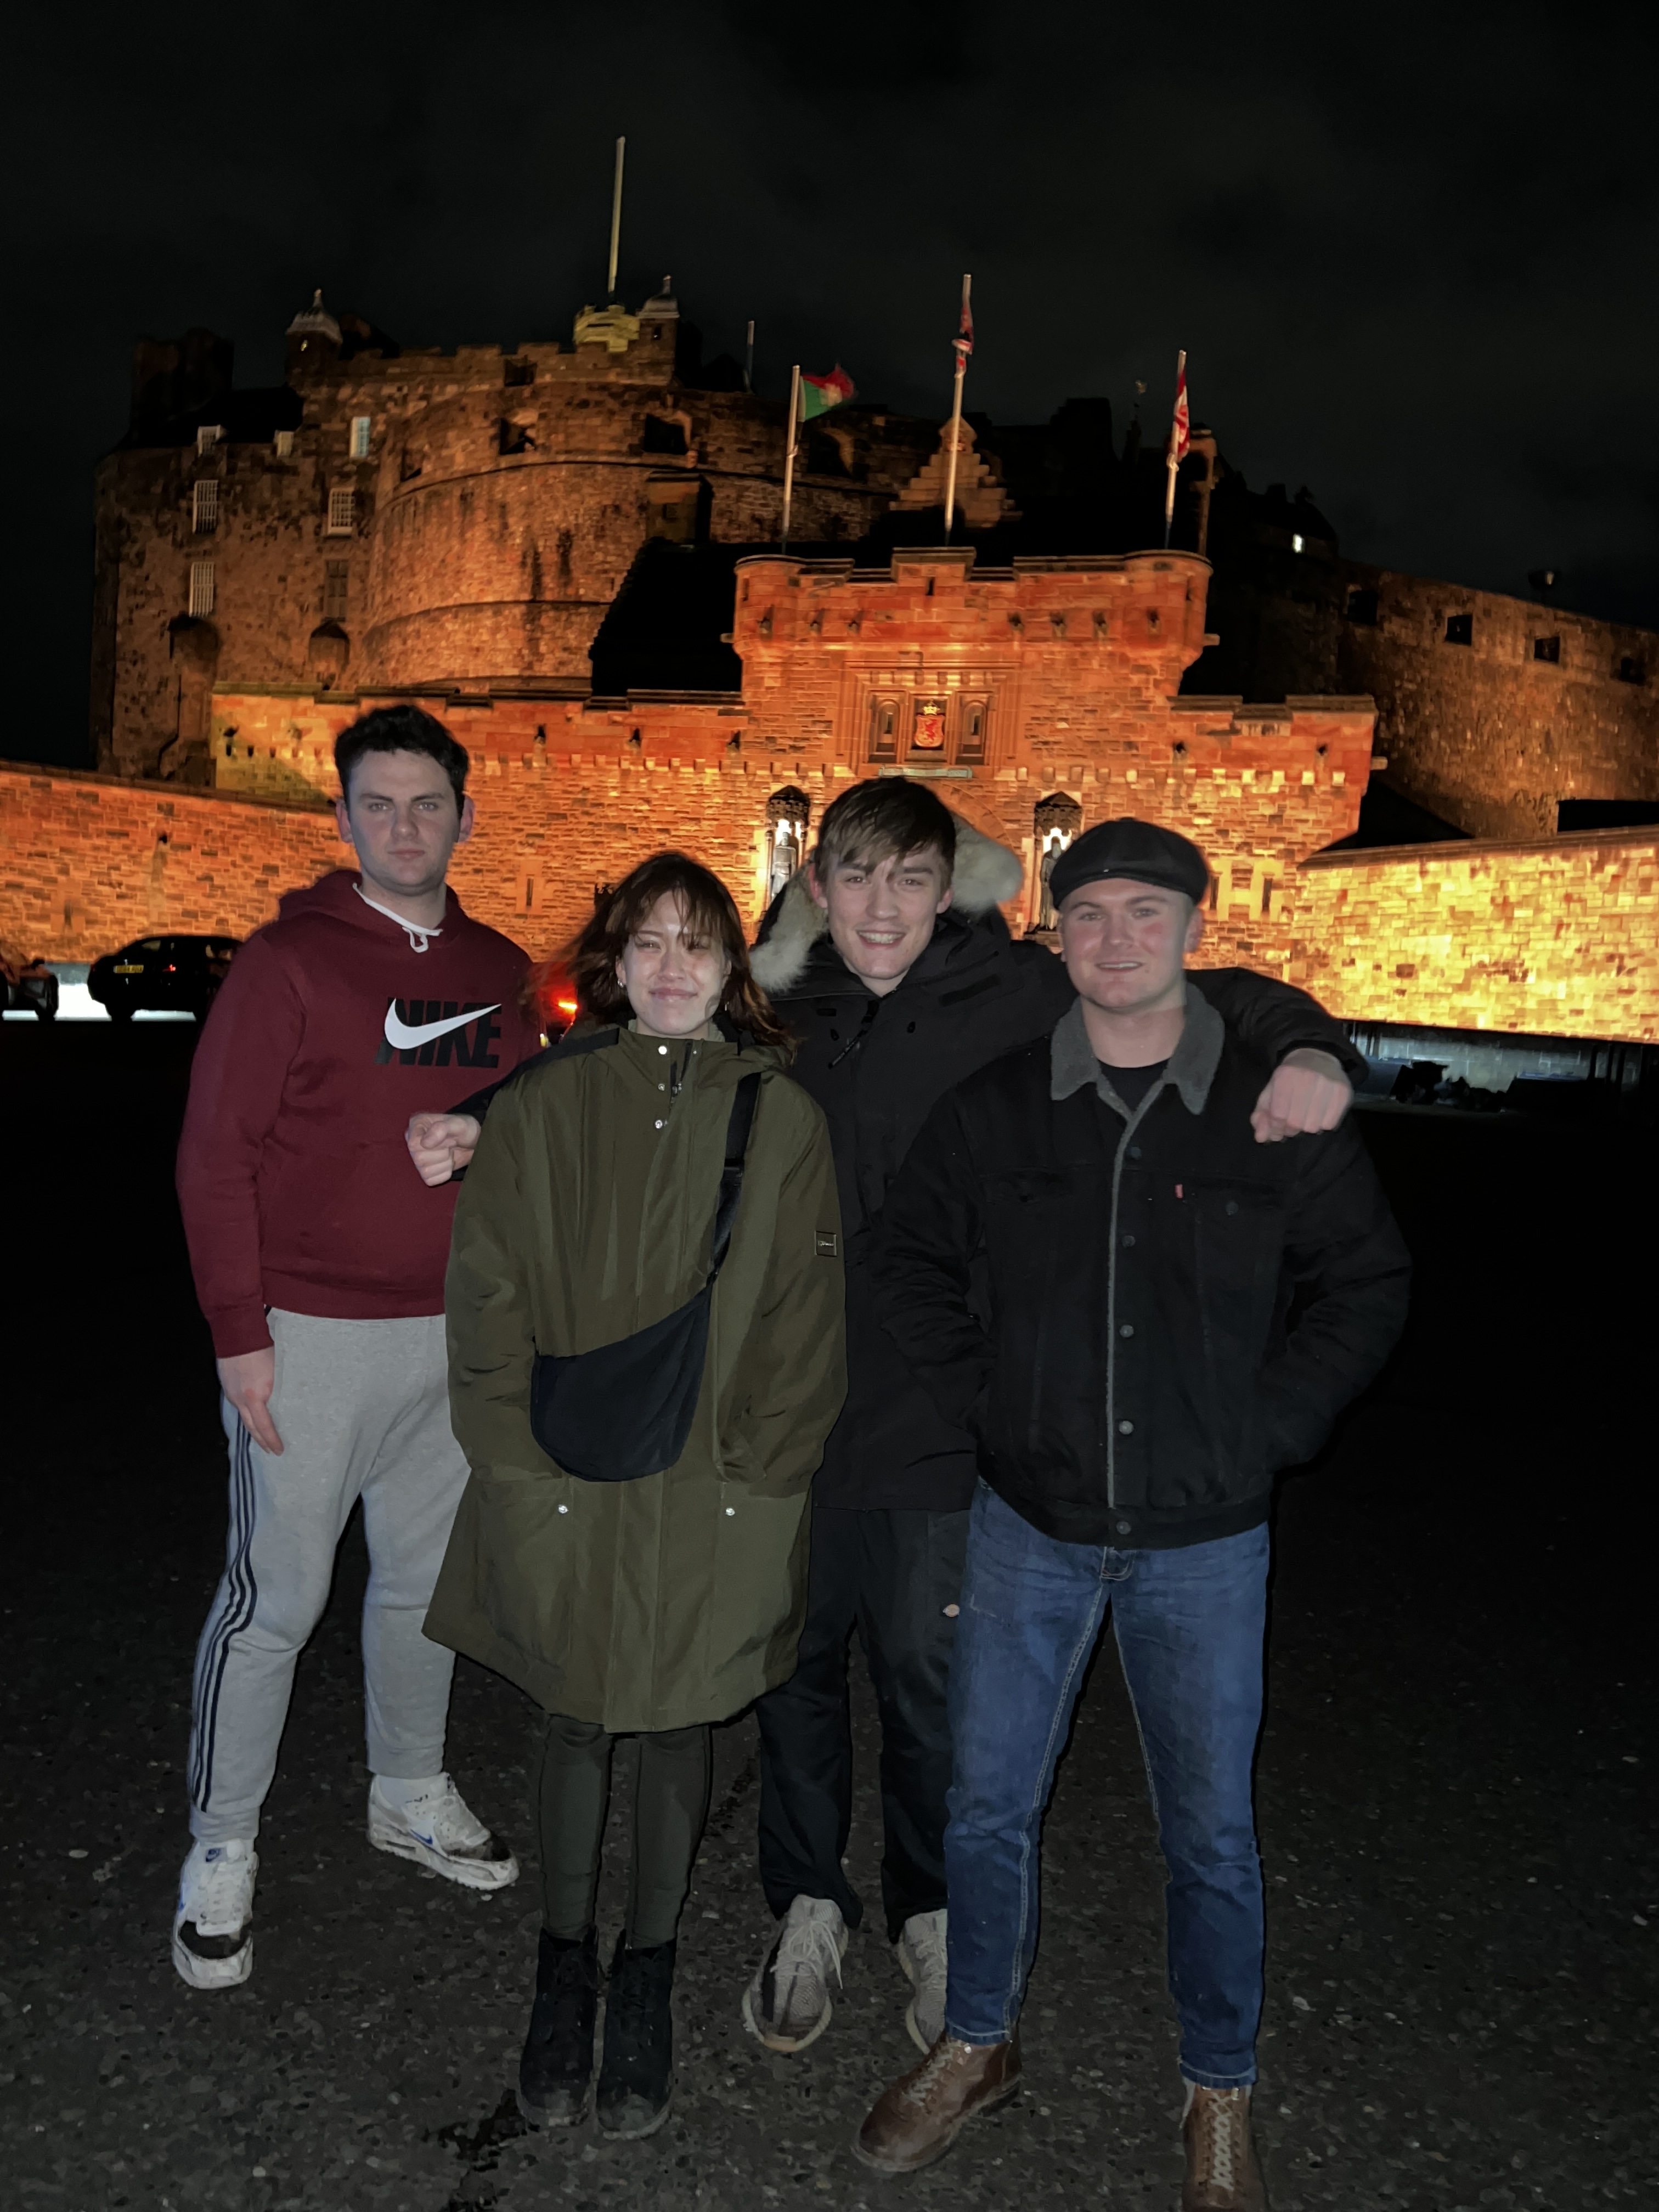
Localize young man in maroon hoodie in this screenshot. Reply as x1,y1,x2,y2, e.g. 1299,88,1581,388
171,706,544,1991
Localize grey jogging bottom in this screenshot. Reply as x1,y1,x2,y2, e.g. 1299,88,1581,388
187,1309,469,1844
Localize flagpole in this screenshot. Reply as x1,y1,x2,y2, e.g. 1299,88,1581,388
606,137,626,302
1163,347,1186,549
744,319,755,392
780,363,802,551
942,273,972,544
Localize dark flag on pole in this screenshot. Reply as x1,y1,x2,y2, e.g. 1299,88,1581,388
1163,349,1189,548
943,274,974,540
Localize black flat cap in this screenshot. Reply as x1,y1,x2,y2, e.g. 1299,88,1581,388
1049,817,1210,908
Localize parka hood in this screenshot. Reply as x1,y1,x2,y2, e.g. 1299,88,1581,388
750,814,1025,998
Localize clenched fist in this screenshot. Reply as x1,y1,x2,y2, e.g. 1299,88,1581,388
405,1111,483,1187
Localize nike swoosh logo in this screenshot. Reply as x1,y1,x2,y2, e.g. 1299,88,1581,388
383,1001,501,1049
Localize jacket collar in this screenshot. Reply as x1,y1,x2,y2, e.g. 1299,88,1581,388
1049,979,1224,1117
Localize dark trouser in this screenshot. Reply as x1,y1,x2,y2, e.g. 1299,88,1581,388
755,1503,969,1943
537,1714,712,1950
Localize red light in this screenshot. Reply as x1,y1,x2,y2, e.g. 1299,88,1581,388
556,997,577,1015
166,963,177,972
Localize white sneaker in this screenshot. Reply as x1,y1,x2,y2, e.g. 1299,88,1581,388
895,1908,949,2053
367,1774,519,1891
172,1839,257,1990
741,1894,849,2052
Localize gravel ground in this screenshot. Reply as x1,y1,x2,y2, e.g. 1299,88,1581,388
1,1025,1654,2211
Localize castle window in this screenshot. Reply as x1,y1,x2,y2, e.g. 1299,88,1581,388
1444,612,1474,646
642,414,689,456
499,417,536,455
868,697,899,761
188,561,216,618
324,560,349,620
958,699,989,764
504,358,534,387
196,425,222,454
806,430,847,477
350,415,372,459
1616,655,1647,685
326,488,356,535
191,479,219,533
765,788,812,905
1345,587,1378,625
274,430,295,458
1533,634,1561,664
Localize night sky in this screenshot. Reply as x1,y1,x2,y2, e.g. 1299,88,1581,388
8,0,1655,770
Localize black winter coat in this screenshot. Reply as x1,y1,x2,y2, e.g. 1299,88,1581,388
751,853,1372,1513
870,988,1410,1547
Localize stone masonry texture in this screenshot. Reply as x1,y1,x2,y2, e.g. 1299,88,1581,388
1293,833,1659,1041
10,543,1658,1042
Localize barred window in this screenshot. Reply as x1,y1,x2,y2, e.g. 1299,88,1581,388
327,488,356,534
274,430,295,458
188,561,216,618
191,479,219,533
196,425,223,454
958,698,989,763
324,560,349,620
350,415,372,459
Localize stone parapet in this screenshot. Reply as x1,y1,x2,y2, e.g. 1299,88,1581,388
1293,832,1659,1043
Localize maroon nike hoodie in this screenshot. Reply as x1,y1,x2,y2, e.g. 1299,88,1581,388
177,870,542,1358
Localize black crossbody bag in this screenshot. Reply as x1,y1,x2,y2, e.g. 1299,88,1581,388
529,1072,763,1483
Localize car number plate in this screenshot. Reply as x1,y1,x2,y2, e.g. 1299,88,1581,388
114,963,144,974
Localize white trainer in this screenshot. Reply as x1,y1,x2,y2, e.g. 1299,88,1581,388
367,1774,518,1891
741,1894,849,2052
895,1908,949,2052
172,1838,258,1990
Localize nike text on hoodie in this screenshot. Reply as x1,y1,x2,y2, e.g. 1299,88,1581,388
176,871,543,1358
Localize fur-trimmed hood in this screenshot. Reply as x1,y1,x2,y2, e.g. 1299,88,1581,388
750,815,1025,998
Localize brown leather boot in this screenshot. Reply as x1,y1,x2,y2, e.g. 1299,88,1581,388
854,2031,1022,2174
1182,2084,1267,2209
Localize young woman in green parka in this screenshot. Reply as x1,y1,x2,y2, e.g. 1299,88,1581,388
424,853,847,2140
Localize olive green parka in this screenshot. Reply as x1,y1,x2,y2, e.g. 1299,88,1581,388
424,1024,847,1733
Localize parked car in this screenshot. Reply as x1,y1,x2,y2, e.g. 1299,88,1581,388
87,935,240,1021
1,949,59,1020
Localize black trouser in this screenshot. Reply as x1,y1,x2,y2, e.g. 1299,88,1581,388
536,1714,712,1950
755,1503,969,1943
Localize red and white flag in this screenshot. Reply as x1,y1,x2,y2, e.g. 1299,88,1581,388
1168,351,1190,464
954,275,974,366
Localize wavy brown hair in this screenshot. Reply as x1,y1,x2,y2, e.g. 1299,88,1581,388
562,851,794,1054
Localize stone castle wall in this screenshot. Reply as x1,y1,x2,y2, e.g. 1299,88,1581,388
91,314,940,783
13,550,1376,983
24,539,1656,1044
1195,550,1656,841
1293,832,1659,1041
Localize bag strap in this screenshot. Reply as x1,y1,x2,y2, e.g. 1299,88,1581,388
708,1072,763,1280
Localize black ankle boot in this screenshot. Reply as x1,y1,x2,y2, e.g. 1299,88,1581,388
518,1927,600,2127
596,1932,676,2138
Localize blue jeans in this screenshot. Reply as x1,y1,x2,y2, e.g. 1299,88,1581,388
944,1482,1269,2088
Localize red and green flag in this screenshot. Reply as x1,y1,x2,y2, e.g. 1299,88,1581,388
800,365,855,421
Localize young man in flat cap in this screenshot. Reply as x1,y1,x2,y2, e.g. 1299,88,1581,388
854,819,1410,2207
